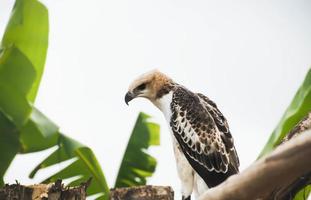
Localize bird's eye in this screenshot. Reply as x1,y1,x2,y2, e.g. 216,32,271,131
137,83,146,91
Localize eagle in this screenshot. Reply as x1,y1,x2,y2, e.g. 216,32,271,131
125,70,239,200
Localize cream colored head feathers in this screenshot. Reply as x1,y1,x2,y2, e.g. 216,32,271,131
125,69,174,104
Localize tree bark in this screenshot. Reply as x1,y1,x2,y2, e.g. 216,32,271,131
0,180,89,200
270,112,311,199
109,185,174,200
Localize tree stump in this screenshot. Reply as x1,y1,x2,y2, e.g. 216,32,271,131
0,180,89,200
109,185,174,200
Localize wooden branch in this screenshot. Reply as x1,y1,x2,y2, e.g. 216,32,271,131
109,185,174,200
281,112,311,144
272,112,311,199
198,129,311,200
0,179,90,200
272,171,311,200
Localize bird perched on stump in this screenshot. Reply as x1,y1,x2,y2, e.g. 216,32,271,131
125,70,239,200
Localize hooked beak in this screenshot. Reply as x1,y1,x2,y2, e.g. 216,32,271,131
125,91,135,105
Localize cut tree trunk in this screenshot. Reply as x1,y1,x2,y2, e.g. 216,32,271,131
0,180,89,200
109,185,174,200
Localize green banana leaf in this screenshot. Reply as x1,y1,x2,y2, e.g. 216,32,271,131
0,0,49,186
258,68,311,200
0,112,20,186
295,185,311,200
115,112,160,187
1,0,49,102
27,129,109,199
0,1,110,198
259,68,311,157
0,47,33,127
19,108,59,153
13,106,110,199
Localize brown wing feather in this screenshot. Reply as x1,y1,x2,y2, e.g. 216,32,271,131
171,87,239,177
197,93,240,172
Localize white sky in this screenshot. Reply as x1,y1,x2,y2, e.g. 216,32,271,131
1,0,311,199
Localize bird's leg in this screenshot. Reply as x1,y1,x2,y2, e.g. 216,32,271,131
182,195,191,200
173,142,194,200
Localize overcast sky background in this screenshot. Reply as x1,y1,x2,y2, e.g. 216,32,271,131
1,0,311,199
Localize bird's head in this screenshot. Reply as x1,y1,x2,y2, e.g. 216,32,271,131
125,69,174,105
